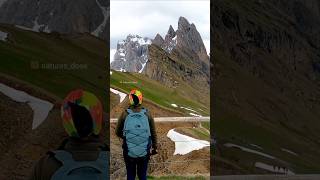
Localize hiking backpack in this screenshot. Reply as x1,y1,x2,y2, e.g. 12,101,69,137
123,108,151,158
50,150,108,180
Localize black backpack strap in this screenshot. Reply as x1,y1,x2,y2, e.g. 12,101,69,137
46,150,56,157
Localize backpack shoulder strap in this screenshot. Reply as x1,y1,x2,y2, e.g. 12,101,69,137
53,150,74,164
51,150,108,180
140,108,147,114
126,108,133,114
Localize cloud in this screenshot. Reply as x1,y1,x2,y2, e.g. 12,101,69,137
110,0,210,52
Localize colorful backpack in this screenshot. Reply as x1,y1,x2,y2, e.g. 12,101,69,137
123,108,151,158
51,150,108,180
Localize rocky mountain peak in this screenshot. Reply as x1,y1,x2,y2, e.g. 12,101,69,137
0,0,109,41
112,16,209,79
176,17,207,58
111,34,151,73
153,16,208,62
166,25,176,40
178,16,190,31
153,33,164,47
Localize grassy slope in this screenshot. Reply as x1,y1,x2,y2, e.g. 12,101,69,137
110,70,210,116
214,47,320,174
0,25,108,108
213,0,320,174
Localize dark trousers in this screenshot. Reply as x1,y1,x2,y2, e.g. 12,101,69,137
124,155,149,180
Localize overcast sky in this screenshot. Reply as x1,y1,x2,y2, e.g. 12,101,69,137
110,0,210,53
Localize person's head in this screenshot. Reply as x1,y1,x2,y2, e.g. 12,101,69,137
129,89,143,107
61,89,103,139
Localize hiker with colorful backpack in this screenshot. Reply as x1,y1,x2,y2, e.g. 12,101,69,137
115,89,158,180
29,89,109,180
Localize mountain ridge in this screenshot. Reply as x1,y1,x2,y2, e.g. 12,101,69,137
0,0,109,40
213,0,320,174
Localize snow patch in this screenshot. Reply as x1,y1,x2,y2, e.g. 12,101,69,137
43,25,51,33
171,104,178,107
180,106,198,113
15,25,34,31
167,129,210,155
128,35,151,45
250,144,263,150
281,148,298,156
189,113,202,117
91,0,108,36
15,17,50,33
224,143,275,159
255,162,294,175
164,35,177,53
0,83,54,129
0,30,8,41
139,62,147,73
110,49,116,63
110,88,126,103
180,106,202,117
32,17,44,32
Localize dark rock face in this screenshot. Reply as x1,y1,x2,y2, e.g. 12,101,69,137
213,0,320,174
145,44,210,104
110,34,151,72
152,33,164,47
0,0,109,40
151,16,210,75
165,25,176,41
176,17,209,67
142,17,210,95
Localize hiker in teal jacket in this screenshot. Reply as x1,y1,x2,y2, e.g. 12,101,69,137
115,89,157,180
29,89,109,180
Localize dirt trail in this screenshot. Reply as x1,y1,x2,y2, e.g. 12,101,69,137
110,121,210,179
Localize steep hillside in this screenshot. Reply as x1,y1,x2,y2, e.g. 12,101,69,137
145,44,209,106
0,24,108,107
0,24,109,179
110,70,209,117
213,0,320,175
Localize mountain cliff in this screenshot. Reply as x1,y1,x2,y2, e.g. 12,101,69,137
0,0,109,40
110,34,151,73
111,17,210,93
213,0,320,174
154,17,210,75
